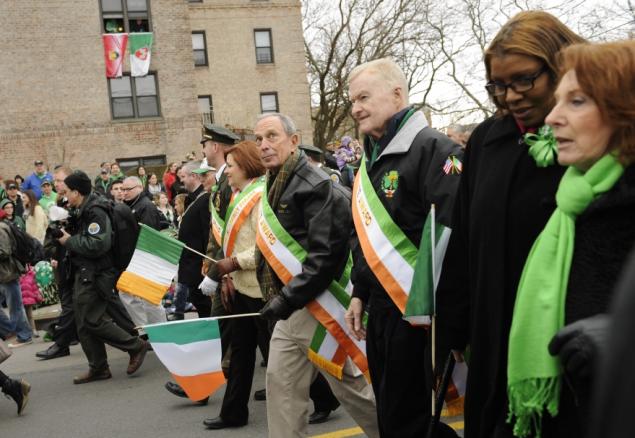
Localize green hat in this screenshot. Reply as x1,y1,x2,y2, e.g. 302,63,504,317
192,158,216,175
200,123,240,146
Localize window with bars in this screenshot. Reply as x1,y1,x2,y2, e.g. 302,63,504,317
254,29,274,64
109,73,161,119
198,95,214,124
192,32,208,66
100,0,151,33
260,92,279,113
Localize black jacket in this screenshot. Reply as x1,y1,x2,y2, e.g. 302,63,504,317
65,193,115,272
545,164,635,436
177,185,211,286
266,152,352,311
350,108,463,306
435,114,566,438
126,192,162,230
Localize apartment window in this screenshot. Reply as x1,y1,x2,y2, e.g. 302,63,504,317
192,32,208,66
109,73,160,119
101,0,151,33
260,92,278,113
198,95,214,124
254,29,274,64
116,155,167,173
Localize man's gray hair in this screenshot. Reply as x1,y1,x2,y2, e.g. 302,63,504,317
182,160,202,174
123,176,143,187
348,58,409,105
257,113,297,136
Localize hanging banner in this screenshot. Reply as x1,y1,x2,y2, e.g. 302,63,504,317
102,33,128,78
129,32,153,77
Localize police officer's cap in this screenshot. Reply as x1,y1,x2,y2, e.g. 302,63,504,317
298,144,323,156
200,123,240,146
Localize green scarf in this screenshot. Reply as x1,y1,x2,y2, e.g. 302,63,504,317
507,153,624,438
255,150,302,301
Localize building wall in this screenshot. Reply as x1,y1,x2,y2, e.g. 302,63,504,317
0,0,312,179
188,0,313,142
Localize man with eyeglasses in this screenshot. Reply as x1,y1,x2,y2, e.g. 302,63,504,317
122,176,162,231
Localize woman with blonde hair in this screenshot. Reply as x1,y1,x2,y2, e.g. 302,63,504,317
435,11,585,438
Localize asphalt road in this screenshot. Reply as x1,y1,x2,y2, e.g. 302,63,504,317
1,335,464,437
0,335,367,438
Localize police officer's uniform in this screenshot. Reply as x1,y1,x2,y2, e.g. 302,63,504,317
62,172,146,382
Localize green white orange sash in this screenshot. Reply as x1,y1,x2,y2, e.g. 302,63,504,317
210,201,224,246
256,187,369,380
221,180,263,257
352,159,418,314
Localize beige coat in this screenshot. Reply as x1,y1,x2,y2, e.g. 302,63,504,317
25,205,48,243
229,202,262,299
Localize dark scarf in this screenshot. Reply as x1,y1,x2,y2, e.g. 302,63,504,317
256,150,301,301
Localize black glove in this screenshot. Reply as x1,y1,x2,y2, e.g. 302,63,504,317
260,295,294,321
548,314,610,379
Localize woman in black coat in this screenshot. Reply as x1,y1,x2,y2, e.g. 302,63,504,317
435,11,584,438
530,40,635,437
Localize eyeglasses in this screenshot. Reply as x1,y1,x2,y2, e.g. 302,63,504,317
121,186,140,192
485,67,548,97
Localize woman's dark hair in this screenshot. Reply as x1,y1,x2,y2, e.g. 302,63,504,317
23,189,38,216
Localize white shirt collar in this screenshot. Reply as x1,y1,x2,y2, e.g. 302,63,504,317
216,163,227,182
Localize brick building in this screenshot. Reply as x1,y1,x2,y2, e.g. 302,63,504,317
0,0,312,178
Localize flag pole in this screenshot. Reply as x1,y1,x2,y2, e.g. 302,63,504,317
182,244,217,263
430,204,437,420
138,313,261,330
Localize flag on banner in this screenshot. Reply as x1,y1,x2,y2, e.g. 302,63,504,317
144,319,226,401
117,223,184,305
102,33,128,78
403,205,452,325
129,32,153,77
443,360,467,417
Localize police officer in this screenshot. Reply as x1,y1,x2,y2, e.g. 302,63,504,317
57,171,148,384
298,143,345,187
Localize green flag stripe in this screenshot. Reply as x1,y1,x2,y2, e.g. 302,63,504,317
144,319,220,345
405,213,436,317
136,223,185,265
310,324,328,351
129,32,153,50
359,160,417,267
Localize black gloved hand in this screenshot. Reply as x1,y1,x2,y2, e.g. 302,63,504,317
260,295,294,321
548,314,610,379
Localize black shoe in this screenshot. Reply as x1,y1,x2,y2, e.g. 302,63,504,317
1,378,30,415
165,381,187,398
309,401,340,424
203,416,245,430
254,388,266,401
36,343,70,360
164,381,208,404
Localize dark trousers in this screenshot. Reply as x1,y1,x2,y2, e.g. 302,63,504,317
211,289,233,365
367,298,432,438
73,269,142,371
52,283,78,347
189,285,212,318
219,292,269,424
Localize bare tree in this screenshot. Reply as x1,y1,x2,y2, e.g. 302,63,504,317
304,0,635,138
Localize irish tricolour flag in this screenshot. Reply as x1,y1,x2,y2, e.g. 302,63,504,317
117,224,184,305
144,319,226,401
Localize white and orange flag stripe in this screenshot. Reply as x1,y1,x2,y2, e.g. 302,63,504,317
144,318,225,401
117,224,184,305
